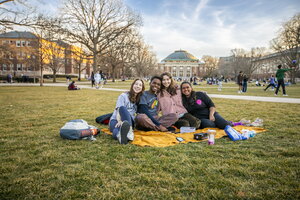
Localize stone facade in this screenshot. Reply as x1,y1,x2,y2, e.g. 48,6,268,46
159,50,204,80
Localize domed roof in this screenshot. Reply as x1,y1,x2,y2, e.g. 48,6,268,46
162,50,199,62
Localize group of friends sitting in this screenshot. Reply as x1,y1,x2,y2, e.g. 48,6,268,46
109,72,231,144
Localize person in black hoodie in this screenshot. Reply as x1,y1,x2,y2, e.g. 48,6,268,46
181,81,230,129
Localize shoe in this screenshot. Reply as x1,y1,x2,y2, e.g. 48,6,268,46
167,126,176,132
117,121,130,144
283,94,288,96
274,94,277,96
127,126,134,141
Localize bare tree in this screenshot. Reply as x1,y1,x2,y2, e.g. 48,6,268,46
201,55,219,77
60,0,141,72
27,15,64,85
32,16,66,83
71,46,90,81
270,13,300,83
245,47,267,78
229,48,249,79
0,0,36,32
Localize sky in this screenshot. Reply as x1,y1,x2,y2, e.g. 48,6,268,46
6,0,300,61
123,0,300,60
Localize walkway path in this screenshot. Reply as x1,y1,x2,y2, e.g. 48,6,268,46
1,83,300,104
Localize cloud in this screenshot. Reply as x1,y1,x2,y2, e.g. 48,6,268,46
138,0,300,61
193,0,210,20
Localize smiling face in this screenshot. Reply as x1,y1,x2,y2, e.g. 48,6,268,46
132,80,144,94
150,78,161,94
181,83,192,97
162,75,172,89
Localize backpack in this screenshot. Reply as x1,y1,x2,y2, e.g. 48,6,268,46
60,119,100,140
95,113,113,125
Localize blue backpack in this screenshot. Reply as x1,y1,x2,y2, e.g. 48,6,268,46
60,119,100,140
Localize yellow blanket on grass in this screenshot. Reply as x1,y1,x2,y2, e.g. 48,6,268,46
101,125,267,147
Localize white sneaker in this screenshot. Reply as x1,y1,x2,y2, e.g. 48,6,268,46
274,94,277,96
117,121,130,144
127,126,134,141
283,94,288,96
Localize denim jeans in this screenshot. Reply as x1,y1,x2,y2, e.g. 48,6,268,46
109,106,134,140
275,79,286,95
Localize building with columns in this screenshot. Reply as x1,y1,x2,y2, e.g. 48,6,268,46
159,50,204,80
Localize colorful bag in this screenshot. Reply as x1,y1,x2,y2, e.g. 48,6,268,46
60,119,100,140
224,125,248,141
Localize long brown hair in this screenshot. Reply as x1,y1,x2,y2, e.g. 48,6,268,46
128,78,145,103
160,72,177,96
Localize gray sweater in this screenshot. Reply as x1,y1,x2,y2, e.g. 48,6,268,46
111,92,137,121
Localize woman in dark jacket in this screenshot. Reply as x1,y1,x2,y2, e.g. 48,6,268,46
181,81,230,129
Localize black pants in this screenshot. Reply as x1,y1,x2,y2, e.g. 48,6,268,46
265,83,276,91
174,113,201,129
275,79,286,95
199,113,229,129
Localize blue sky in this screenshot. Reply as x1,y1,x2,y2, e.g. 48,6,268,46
6,0,300,60
124,0,300,60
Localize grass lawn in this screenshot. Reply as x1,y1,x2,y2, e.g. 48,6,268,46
0,86,299,199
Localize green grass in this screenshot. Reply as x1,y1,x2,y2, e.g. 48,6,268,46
0,86,299,199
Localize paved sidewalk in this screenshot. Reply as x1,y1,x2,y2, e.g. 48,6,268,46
1,83,300,104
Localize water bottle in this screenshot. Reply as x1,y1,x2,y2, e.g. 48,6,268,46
207,129,216,145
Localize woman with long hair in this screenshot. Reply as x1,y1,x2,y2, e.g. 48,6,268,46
109,79,145,144
181,81,230,129
157,72,201,129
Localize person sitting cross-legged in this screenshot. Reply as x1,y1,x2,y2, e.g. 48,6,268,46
68,81,80,90
135,76,178,132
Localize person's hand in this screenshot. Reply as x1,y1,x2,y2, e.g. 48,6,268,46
115,121,123,128
158,125,168,132
209,115,215,121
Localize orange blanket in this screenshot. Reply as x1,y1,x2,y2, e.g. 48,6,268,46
101,126,267,147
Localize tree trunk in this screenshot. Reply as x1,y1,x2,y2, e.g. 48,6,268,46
53,69,56,83
78,64,81,81
40,65,43,86
93,45,98,72
112,65,116,82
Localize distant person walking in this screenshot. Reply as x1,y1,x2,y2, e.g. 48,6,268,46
237,71,243,93
7,74,12,83
94,71,102,89
264,75,276,91
275,64,293,96
242,73,248,93
91,71,95,88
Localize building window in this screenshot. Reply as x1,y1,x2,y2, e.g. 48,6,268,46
17,64,22,71
172,70,176,77
16,41,21,47
28,65,33,71
27,41,31,46
3,64,7,71
2,40,9,45
22,41,26,47
10,64,14,71
179,70,183,77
